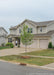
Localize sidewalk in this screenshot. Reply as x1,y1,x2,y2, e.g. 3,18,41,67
41,63,54,70
22,55,54,58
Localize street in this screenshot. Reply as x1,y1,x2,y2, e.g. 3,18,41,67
0,61,54,75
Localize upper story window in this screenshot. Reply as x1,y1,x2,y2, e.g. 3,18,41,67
8,38,12,43
40,27,42,32
19,29,21,33
28,28,33,33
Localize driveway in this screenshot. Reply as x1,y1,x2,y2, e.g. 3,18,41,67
43,63,54,68
0,61,54,75
0,47,41,56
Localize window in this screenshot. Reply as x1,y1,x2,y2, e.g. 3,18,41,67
31,28,33,33
28,28,33,33
19,29,21,33
28,28,30,33
40,27,42,32
8,38,12,43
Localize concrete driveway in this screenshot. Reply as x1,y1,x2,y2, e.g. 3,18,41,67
0,61,54,75
0,47,41,56
43,63,54,68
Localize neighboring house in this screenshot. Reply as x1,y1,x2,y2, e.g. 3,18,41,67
8,19,54,49
0,27,8,46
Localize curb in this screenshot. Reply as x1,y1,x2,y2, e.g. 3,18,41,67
40,66,54,70
0,59,54,70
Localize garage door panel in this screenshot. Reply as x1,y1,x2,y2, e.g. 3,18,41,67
20,40,38,48
29,40,38,48
40,40,48,49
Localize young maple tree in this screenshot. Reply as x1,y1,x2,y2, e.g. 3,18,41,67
21,24,33,52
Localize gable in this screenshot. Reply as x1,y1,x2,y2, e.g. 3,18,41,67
0,28,8,35
47,21,54,32
16,21,37,35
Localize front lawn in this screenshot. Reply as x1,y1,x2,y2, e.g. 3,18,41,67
0,55,54,66
0,46,11,50
22,49,54,57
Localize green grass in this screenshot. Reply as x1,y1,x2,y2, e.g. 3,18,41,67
0,46,11,50
22,49,54,57
0,55,54,66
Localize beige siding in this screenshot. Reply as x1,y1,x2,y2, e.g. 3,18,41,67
51,34,54,45
0,37,6,46
17,26,21,35
0,29,7,35
0,28,8,45
47,22,54,32
37,26,47,34
10,29,17,35
24,22,37,34
17,21,37,35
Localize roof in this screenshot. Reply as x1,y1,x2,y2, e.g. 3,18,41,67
10,19,54,30
34,30,54,37
0,27,8,33
25,19,54,26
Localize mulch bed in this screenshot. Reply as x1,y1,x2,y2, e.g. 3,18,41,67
21,56,30,59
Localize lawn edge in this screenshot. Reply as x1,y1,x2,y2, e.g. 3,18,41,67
0,59,54,71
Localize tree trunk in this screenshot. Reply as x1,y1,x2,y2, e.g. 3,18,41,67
25,45,27,53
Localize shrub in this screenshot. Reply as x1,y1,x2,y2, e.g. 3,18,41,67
1,43,5,47
10,44,14,48
6,43,14,48
48,42,52,48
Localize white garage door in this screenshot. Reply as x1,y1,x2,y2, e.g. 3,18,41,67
40,39,48,49
21,40,38,48
29,40,38,48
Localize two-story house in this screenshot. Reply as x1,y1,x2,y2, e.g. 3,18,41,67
0,27,8,46
8,19,54,49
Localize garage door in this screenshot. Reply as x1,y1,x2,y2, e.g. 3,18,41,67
29,40,38,48
40,39,48,49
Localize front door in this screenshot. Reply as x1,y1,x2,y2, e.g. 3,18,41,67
18,37,20,47
15,37,20,47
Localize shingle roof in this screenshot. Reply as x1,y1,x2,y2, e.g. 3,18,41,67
25,19,54,26
34,30,54,36
10,19,54,30
0,27,8,33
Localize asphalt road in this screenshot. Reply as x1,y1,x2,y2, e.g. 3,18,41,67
0,61,54,75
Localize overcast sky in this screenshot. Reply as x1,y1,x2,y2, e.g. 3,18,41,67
0,0,54,33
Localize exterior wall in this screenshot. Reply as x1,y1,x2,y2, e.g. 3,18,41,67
37,26,47,34
10,22,48,36
17,26,21,35
47,22,54,32
8,36,16,46
24,22,37,34
20,36,50,49
8,35,50,49
10,29,17,35
0,28,8,45
15,21,37,35
6,37,8,44
0,28,7,35
0,37,6,46
51,34,54,45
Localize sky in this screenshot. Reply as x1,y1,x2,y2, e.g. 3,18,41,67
0,0,54,33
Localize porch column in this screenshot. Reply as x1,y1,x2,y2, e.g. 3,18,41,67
12,38,15,46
